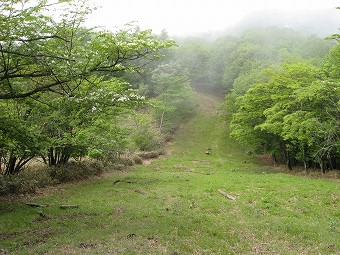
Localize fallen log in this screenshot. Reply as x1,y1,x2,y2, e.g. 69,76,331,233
60,205,80,209
25,203,46,208
113,179,136,185
218,189,236,201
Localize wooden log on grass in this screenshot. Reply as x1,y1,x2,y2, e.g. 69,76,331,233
25,203,46,208
218,189,236,201
113,179,136,185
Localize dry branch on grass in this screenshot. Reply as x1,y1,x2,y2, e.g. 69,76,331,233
25,203,46,208
24,203,80,209
218,189,236,201
113,179,137,185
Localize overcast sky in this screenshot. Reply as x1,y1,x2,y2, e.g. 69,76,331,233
87,0,339,36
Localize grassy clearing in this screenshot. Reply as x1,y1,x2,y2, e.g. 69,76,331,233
1,92,339,255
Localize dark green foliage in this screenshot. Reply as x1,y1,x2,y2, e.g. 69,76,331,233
125,113,164,152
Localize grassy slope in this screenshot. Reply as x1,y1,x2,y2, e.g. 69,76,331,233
0,92,339,255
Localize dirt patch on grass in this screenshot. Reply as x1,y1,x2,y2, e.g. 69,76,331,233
0,227,56,250
111,206,125,217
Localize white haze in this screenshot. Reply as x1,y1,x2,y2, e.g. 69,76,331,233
87,0,340,36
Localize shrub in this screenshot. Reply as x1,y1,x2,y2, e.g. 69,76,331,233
0,166,54,195
133,155,143,165
137,150,164,160
50,160,104,182
132,128,164,151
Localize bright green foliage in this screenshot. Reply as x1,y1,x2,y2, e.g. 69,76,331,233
32,78,144,165
223,69,268,119
0,112,44,174
221,28,333,90
127,113,164,151
323,45,340,79
0,0,176,174
231,58,340,171
222,29,334,119
0,0,175,99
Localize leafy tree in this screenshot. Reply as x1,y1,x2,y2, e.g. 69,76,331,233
231,58,339,171
0,112,44,174
29,77,145,166
0,0,176,174
127,113,164,152
207,36,239,89
323,44,340,79
0,0,175,99
151,62,194,133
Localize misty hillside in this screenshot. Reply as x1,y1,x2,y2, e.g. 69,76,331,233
236,8,339,36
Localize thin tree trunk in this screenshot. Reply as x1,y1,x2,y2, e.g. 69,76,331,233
303,147,309,174
6,152,17,175
15,156,34,173
320,160,325,174
159,111,165,131
49,147,56,166
286,149,293,170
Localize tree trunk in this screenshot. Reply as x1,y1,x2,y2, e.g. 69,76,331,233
48,146,72,166
302,147,309,174
286,149,293,170
319,160,325,174
272,153,278,166
6,154,17,175
49,147,56,166
159,111,165,131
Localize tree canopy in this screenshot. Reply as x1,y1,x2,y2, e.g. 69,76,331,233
0,0,175,99
0,0,176,175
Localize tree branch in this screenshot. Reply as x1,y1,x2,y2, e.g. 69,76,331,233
0,49,75,62
0,79,71,99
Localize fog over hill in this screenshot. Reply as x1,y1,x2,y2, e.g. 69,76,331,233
234,8,339,36
178,8,339,39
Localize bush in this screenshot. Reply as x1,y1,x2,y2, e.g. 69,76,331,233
0,155,151,195
132,128,164,151
137,150,165,160
121,157,135,166
133,155,143,165
50,160,104,182
0,166,54,195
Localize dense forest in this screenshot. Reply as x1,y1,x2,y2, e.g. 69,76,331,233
0,0,339,194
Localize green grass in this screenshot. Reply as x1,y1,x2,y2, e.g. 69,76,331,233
1,92,339,254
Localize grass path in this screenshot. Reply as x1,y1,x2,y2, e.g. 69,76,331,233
1,92,339,254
